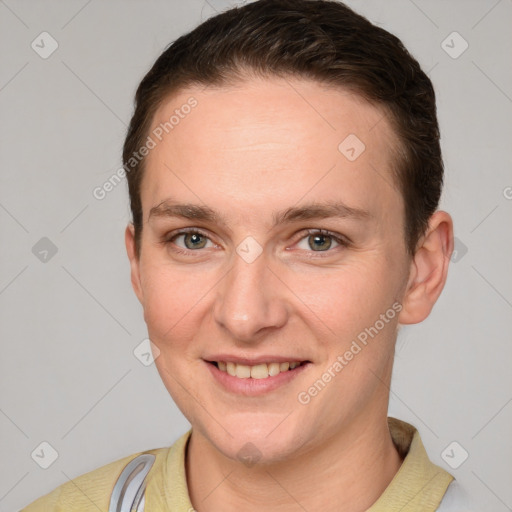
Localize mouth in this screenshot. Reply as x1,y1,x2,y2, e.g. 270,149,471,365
206,360,310,379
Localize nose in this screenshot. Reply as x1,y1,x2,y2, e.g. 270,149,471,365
213,250,289,343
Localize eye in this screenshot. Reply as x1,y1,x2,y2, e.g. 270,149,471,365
294,229,348,254
163,228,216,254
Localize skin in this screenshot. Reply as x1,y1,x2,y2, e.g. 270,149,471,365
125,76,454,512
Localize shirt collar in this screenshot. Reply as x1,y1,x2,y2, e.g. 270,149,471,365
367,417,454,511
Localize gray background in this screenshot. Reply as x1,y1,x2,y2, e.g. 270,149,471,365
1,0,511,510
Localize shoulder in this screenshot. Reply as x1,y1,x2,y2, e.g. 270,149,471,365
436,479,476,512
20,446,169,512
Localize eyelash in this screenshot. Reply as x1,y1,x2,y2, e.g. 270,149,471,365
161,227,350,258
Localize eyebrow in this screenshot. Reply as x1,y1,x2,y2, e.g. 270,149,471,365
148,198,371,229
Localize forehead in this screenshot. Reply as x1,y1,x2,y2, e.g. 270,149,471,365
141,76,401,227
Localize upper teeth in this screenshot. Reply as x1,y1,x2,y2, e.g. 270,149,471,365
217,361,302,379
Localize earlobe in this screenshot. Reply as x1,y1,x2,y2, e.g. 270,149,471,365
398,211,454,325
125,224,144,304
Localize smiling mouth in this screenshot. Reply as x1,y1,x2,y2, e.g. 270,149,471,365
207,360,310,379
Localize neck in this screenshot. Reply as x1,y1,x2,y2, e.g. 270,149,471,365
186,413,403,512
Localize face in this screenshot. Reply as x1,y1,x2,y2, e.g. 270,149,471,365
126,77,415,463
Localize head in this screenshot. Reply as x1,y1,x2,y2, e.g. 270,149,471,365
124,0,453,463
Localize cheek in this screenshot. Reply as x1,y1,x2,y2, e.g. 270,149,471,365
288,258,400,337
140,263,206,347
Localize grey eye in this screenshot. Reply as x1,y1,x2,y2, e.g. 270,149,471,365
296,233,339,252
177,232,210,250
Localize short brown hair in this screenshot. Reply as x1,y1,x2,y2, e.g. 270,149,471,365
123,0,443,257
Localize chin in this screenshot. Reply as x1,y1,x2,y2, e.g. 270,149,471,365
201,414,311,466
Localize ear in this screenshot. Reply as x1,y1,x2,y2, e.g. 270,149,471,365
398,211,454,325
125,223,144,304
